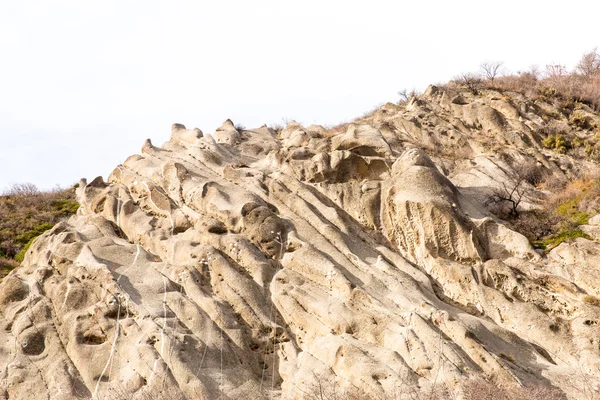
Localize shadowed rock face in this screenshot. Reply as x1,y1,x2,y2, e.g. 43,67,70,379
2,88,600,400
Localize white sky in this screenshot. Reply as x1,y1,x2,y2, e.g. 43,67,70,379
1,0,599,190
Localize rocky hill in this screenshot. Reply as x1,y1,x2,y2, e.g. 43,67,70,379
2,82,600,399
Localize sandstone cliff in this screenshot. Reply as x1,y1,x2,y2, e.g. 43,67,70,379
2,85,600,399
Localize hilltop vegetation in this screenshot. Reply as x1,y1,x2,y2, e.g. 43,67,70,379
379,48,600,252
449,50,600,249
0,183,78,279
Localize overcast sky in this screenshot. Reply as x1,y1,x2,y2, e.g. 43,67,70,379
1,1,599,190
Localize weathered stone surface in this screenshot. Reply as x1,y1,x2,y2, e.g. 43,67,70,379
581,224,600,241
3,86,600,399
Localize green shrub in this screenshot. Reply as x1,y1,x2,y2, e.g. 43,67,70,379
569,110,590,129
14,237,34,263
535,228,591,250
540,87,558,97
542,134,570,153
51,199,79,215
14,222,55,262
572,137,584,147
14,222,54,246
583,132,600,160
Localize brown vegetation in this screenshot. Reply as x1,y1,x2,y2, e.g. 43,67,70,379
296,375,567,400
510,177,600,250
0,183,78,279
455,72,484,94
483,48,600,111
398,88,419,104
461,378,565,400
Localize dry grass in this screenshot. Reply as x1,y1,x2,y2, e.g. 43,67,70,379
462,378,565,400
489,68,600,111
453,49,600,111
326,121,352,135
294,374,568,400
81,376,582,400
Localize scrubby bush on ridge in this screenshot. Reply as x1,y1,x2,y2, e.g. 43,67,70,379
0,183,79,279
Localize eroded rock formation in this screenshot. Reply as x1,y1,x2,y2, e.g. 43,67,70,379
2,86,600,399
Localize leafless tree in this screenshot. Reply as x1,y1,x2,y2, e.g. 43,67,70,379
480,61,504,85
576,47,600,78
398,88,418,104
485,162,541,218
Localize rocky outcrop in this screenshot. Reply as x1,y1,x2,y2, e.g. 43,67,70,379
2,86,600,399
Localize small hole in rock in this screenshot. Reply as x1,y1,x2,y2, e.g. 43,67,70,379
22,333,45,355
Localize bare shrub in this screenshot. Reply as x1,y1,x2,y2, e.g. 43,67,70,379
398,88,419,104
297,374,567,400
298,374,364,400
461,378,565,400
552,366,600,400
490,48,600,110
103,385,187,400
0,257,19,279
455,73,484,94
376,120,397,133
0,240,18,259
493,72,539,96
485,162,540,218
269,123,284,133
461,378,500,400
546,178,597,210
3,182,40,197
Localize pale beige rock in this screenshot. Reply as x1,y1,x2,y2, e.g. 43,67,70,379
331,124,392,157
581,224,600,241
170,123,204,147
588,214,600,226
3,86,600,400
